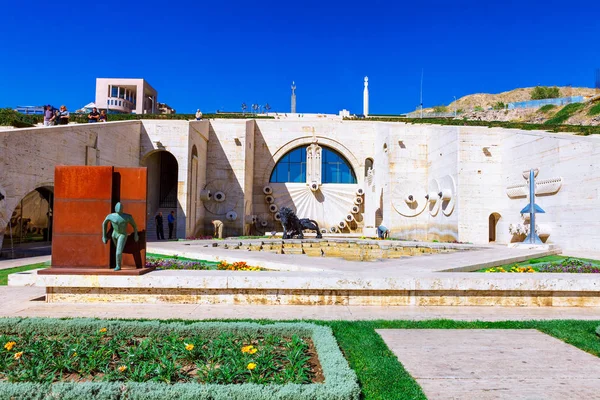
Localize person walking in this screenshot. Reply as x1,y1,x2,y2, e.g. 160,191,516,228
58,105,70,125
88,107,100,123
167,211,175,239
155,212,165,240
43,105,55,127
195,109,202,120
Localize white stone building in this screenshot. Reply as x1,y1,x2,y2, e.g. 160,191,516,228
95,78,158,114
1,118,599,253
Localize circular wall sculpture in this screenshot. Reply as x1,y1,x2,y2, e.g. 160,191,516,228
392,180,427,217
203,179,240,215
440,175,456,216
427,179,441,217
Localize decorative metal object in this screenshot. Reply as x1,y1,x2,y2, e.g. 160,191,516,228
520,169,545,244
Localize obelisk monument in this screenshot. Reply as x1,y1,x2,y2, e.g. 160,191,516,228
363,76,369,117
291,81,297,114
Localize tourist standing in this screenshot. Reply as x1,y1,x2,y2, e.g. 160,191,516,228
155,212,165,240
212,219,223,239
58,105,70,125
43,106,55,127
99,110,107,122
195,109,202,120
167,211,175,239
88,107,100,123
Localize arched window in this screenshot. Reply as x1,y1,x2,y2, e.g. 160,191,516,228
270,146,357,184
270,147,307,183
322,148,357,183
364,158,374,177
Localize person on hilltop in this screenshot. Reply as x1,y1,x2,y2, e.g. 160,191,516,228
43,105,55,127
155,212,165,240
99,110,108,122
58,105,70,125
88,107,100,123
195,109,203,120
167,210,176,239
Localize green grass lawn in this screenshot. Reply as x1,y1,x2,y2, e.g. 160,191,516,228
320,319,600,399
0,262,48,285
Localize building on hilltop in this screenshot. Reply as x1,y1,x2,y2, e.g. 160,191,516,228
95,78,158,114
157,103,176,114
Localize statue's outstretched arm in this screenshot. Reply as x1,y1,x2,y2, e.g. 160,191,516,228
102,219,109,243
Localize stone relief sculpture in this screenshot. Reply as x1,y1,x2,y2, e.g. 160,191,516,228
279,207,322,239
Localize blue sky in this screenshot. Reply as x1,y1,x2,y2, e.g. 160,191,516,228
1,0,598,114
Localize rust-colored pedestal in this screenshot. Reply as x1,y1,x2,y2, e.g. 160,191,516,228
39,166,154,276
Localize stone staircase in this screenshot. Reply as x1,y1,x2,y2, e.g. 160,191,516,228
147,208,177,241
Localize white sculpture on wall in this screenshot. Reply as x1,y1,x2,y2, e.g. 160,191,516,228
306,143,322,187
506,171,563,199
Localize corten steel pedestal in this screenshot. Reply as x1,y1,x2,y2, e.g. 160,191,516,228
39,166,154,276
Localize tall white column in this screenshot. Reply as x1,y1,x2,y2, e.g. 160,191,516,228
363,76,369,117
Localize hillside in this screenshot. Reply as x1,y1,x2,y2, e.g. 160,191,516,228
441,87,597,111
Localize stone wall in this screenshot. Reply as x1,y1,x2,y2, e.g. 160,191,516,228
0,121,141,251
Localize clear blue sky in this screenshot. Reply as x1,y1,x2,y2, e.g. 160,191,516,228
1,0,598,114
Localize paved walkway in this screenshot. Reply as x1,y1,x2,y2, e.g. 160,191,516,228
1,287,599,321
378,329,600,400
0,255,51,271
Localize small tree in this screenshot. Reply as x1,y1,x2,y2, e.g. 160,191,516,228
531,86,561,100
433,105,448,113
492,101,506,110
241,103,247,115
264,103,271,115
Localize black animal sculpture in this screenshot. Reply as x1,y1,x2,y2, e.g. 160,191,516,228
279,207,322,239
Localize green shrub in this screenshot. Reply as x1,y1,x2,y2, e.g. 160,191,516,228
474,106,484,112
0,108,36,127
432,105,448,113
0,319,359,400
544,103,585,125
492,102,506,110
538,104,557,113
588,102,600,116
531,86,560,100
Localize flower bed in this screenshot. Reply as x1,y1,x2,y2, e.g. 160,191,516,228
482,257,600,273
145,256,263,271
0,319,359,399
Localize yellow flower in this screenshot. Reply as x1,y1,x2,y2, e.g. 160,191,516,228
118,365,127,372
4,341,16,351
185,343,194,351
249,347,258,354
247,362,257,370
72,352,77,357
99,328,107,333
14,351,23,360
241,345,254,353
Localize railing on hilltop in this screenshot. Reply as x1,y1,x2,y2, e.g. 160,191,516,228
508,96,584,110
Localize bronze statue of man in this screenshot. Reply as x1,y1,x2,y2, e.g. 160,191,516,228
102,202,139,271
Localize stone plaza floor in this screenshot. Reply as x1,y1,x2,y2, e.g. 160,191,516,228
378,329,600,400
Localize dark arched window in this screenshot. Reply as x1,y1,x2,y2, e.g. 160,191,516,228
269,146,357,184
270,147,306,183
364,158,373,177
322,148,357,183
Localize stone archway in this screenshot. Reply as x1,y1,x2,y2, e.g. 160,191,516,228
1,186,54,257
489,212,501,242
142,150,179,240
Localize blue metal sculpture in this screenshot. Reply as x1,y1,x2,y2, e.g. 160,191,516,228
520,169,545,244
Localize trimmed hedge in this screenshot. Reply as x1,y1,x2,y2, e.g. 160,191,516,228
0,319,359,400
